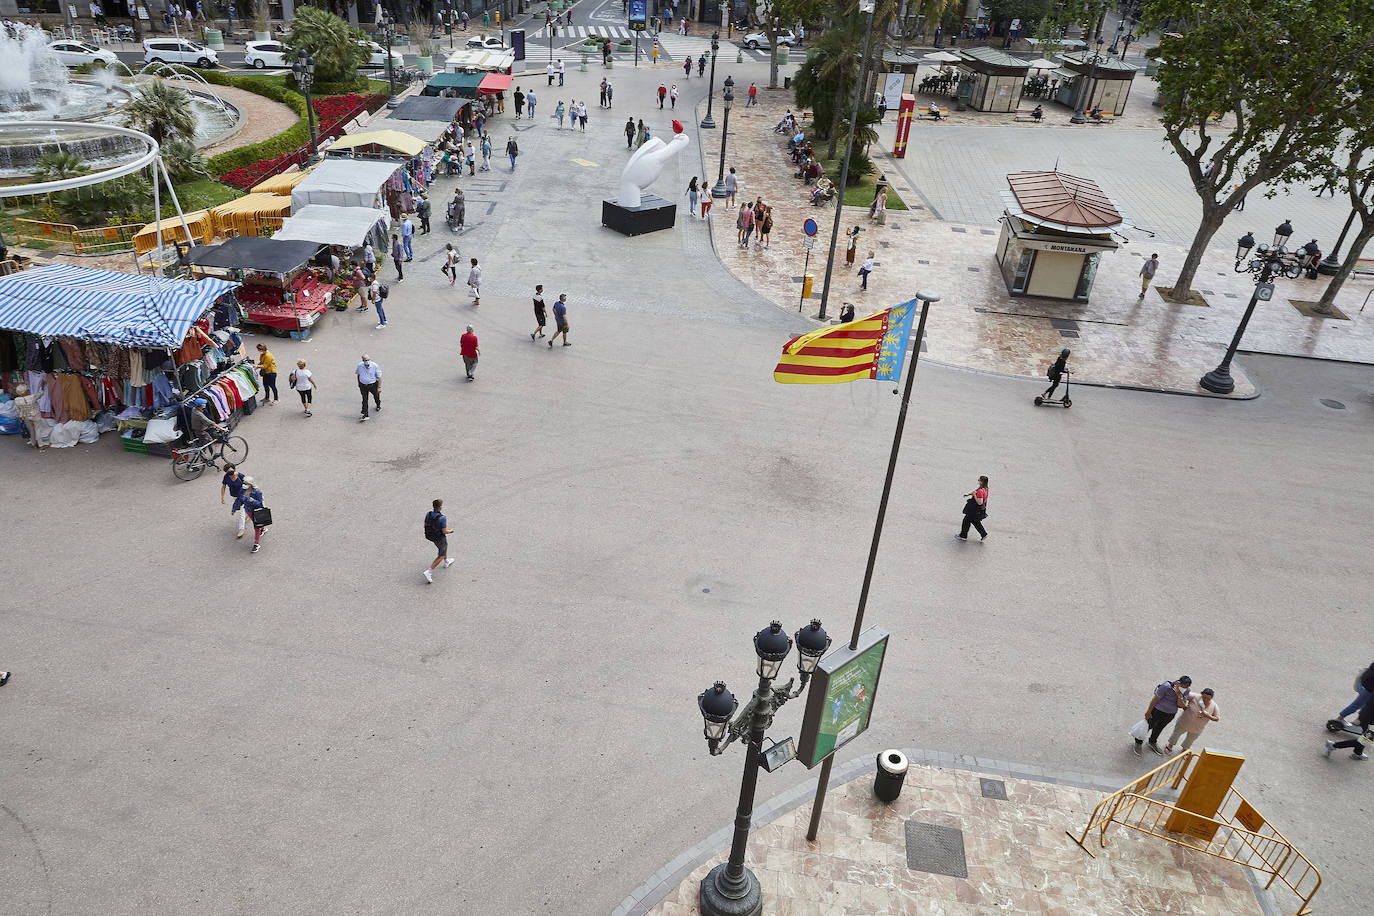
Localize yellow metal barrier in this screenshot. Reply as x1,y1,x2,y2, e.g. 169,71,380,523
14,218,142,254
15,217,77,248
1068,751,1320,916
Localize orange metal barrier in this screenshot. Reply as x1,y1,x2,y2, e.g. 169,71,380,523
15,218,142,254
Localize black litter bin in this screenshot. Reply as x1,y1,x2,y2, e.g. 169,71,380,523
873,749,908,802
784,75,792,89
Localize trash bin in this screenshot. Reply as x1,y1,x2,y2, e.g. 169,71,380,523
873,749,908,802
783,75,791,89
205,27,223,49
802,274,814,298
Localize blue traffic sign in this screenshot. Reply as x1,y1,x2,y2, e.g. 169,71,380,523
803,218,818,236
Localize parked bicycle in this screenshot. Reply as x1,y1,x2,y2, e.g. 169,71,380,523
171,430,249,481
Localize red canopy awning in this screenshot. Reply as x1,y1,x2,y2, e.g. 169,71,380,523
478,73,514,94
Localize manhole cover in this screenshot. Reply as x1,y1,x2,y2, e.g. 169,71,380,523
904,821,968,878
1320,399,1346,410
979,778,1008,800
951,227,967,233
918,259,929,265
967,266,980,272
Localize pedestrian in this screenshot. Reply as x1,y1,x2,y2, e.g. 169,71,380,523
605,81,613,108
253,342,278,404
526,89,538,120
578,100,588,131
460,324,480,380
668,83,678,109
547,61,555,85
858,251,875,289
390,234,404,280
422,498,456,583
558,58,565,85
234,477,270,554
467,257,481,305
466,141,476,175
747,81,757,106
877,94,887,121
1336,662,1374,725
724,167,738,207
698,52,706,76
737,204,755,247
373,281,389,329
221,463,248,538
600,78,608,108
460,9,468,29
555,99,566,128
1326,691,1373,761
531,284,547,339
505,135,518,170
443,243,459,285
759,206,773,248
684,57,691,78
363,240,376,274
636,119,649,148
482,9,489,27
289,359,315,416
416,194,431,234
1133,676,1192,756
1165,687,1219,753
685,176,699,218
12,382,43,449
956,475,989,541
450,187,466,230
1316,169,1339,198
1139,253,1159,298
549,293,571,347
1042,347,1070,400
514,86,525,117
401,215,414,260
625,117,636,149
658,83,667,108
355,354,381,421
845,225,861,266
480,134,492,170
700,187,713,219
1234,184,1247,211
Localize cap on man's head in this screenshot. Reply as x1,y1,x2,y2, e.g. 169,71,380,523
241,475,254,484
1178,676,1193,686
192,398,207,406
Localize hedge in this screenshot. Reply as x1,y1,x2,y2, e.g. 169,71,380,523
201,71,313,175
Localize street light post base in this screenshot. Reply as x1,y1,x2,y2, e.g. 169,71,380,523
1317,254,1342,276
700,116,716,129
1199,367,1235,394
711,181,728,198
1069,114,1086,124
699,863,762,916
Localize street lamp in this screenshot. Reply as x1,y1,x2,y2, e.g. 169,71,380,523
697,619,830,916
381,10,399,109
1199,220,1295,394
293,49,318,154
700,31,721,128
1319,178,1370,275
710,76,734,198
1069,36,1105,124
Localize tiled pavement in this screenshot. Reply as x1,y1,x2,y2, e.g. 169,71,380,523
700,92,1374,397
621,752,1270,916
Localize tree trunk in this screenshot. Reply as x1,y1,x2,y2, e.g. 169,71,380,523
769,41,778,89
1314,217,1374,313
1168,206,1226,300
826,67,847,160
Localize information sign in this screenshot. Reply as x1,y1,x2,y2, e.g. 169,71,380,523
796,627,889,768
629,0,647,30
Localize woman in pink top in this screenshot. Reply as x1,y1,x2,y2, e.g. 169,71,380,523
958,476,989,541
1166,688,1219,753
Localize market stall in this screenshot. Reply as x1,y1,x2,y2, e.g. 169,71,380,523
389,95,471,122
373,119,454,146
290,159,404,211
272,205,388,309
425,71,486,98
442,49,515,74
251,168,315,195
184,237,335,339
326,129,427,160
0,263,254,451
209,192,293,239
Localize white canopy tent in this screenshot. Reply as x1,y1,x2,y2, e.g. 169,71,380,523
290,159,402,211
373,119,453,144
272,205,389,249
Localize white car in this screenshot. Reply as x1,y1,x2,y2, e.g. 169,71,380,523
742,29,794,50
48,39,119,67
465,35,505,51
243,40,291,69
142,38,218,67
358,40,405,69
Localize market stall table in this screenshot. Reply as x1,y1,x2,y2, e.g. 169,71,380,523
184,237,335,339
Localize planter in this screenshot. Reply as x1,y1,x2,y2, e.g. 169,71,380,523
617,40,633,50
415,55,434,73
253,29,270,40
205,27,223,49
777,47,789,64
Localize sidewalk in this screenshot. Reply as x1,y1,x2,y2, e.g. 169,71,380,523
625,754,1268,916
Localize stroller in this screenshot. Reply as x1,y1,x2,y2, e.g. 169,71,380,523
446,198,465,232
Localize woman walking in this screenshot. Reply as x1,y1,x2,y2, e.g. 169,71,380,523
845,225,861,266
254,342,278,404
290,359,316,417
957,475,989,541
555,100,566,129
686,177,699,219
467,258,482,305
701,188,713,219
531,284,547,340
758,205,773,248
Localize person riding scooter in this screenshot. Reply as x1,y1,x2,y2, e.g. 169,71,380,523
1043,348,1071,401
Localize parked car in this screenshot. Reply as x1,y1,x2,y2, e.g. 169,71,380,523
142,38,218,67
243,40,291,69
465,35,505,50
47,39,118,67
742,29,794,49
357,40,405,69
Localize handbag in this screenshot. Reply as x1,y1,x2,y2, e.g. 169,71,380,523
962,497,987,519
251,506,273,528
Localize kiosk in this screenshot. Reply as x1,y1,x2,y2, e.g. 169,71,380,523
995,170,1124,303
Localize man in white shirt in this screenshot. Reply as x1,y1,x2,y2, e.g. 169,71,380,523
355,354,381,421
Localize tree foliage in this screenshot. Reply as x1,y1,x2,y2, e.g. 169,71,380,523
282,6,369,85
747,0,827,88
1141,0,1374,298
1312,54,1374,312
121,80,198,146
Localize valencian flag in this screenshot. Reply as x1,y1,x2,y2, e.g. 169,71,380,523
772,299,919,384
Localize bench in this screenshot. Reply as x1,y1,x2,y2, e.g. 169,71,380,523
915,106,945,121
1086,111,1117,124
1353,257,1374,280
1014,108,1043,122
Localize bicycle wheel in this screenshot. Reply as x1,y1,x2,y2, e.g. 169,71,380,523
172,449,206,481
218,436,249,465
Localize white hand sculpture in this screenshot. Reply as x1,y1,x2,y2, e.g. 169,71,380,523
618,129,690,208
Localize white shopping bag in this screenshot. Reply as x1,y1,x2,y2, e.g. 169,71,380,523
1128,719,1150,742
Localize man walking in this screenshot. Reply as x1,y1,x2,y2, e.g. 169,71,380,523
443,243,459,286
416,194,431,234
547,61,555,85
658,83,667,108
549,293,571,347
605,81,613,108
670,84,678,109
423,498,455,583
1139,253,1159,298
1166,687,1219,753
600,78,608,108
558,59,565,85
858,251,876,290
400,215,414,261
724,167,738,208
506,135,518,170
460,324,480,380
373,281,389,329
747,81,757,106
1134,675,1192,756
390,233,404,280
356,354,381,421
221,463,247,538
467,257,482,305
625,116,636,149
526,88,537,120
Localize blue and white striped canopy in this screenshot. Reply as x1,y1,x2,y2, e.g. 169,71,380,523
0,264,238,349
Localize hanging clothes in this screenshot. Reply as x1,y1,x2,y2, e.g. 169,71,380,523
48,373,68,422
100,377,122,407
28,370,50,415
62,374,92,421
77,375,101,413
125,347,142,382
151,373,177,408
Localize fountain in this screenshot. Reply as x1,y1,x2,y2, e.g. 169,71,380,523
0,25,131,121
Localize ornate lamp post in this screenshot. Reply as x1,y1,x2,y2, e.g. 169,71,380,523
700,31,721,128
381,10,399,109
697,619,831,916
293,49,318,154
1200,220,1295,394
1069,36,1105,124
710,76,735,198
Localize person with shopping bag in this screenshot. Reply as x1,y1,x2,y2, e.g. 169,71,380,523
1131,675,1192,757
232,477,272,554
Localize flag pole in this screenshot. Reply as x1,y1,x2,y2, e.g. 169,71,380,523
806,289,938,842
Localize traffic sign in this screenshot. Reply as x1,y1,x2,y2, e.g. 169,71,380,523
803,236,816,250
803,218,818,236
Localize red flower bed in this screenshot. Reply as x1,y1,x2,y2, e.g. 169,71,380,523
216,93,389,190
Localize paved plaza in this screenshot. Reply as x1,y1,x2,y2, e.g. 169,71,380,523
3,40,1373,916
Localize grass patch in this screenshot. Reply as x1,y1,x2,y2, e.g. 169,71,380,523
818,158,908,210
172,179,243,211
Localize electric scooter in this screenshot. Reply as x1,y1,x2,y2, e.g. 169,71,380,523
1034,369,1071,408
1326,717,1365,737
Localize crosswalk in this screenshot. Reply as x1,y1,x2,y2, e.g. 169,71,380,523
526,24,635,39
519,25,771,61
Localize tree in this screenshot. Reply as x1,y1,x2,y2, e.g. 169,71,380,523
1141,0,1374,301
747,0,827,89
1312,57,1374,314
121,80,197,146
793,11,865,159
283,6,369,85
33,152,90,182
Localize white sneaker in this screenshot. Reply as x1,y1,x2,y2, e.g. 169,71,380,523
376,323,387,329
442,558,455,568
422,569,433,583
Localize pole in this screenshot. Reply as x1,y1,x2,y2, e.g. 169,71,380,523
700,33,719,128
699,676,771,915
1320,179,1371,275
1070,42,1102,123
798,247,810,311
634,29,639,65
804,291,936,842
1200,261,1271,394
710,89,731,196
816,0,877,320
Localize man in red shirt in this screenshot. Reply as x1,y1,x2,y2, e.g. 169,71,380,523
747,82,758,106
658,84,667,108
460,324,480,381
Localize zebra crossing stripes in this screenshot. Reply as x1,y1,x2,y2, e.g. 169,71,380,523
526,24,633,39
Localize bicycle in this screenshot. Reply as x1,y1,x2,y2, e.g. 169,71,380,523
171,431,249,480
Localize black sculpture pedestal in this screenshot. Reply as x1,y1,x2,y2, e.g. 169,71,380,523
602,195,677,236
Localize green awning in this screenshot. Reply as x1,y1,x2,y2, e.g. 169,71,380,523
424,72,486,97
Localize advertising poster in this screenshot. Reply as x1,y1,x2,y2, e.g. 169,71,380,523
796,627,888,768
629,0,647,29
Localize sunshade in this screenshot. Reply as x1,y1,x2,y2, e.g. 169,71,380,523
0,263,236,348
372,119,452,143
133,208,215,255
272,205,389,248
328,129,426,156
389,95,471,121
922,50,961,63
1026,57,1058,70
183,236,327,273
478,72,513,93
290,159,401,210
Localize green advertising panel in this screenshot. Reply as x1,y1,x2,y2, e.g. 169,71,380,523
795,627,888,768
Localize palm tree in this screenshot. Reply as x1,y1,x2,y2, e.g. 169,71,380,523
121,80,197,146
34,151,90,181
283,6,368,85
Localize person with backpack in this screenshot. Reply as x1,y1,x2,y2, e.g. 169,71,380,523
506,135,519,170
232,476,269,554
1043,348,1070,401
957,475,989,541
423,499,456,583
442,243,459,285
